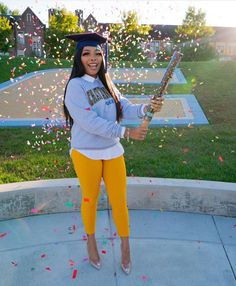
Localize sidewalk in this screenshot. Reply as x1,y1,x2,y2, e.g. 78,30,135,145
0,209,236,286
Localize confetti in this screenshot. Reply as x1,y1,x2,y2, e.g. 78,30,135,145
64,201,74,208
182,147,189,153
30,208,41,214
218,155,224,162
68,224,77,234
84,197,90,202
45,267,52,272
101,250,107,254
0,232,7,238
69,259,76,266
72,269,78,279
140,274,148,281
11,261,18,267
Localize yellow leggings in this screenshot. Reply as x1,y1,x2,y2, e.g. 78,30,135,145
71,149,129,237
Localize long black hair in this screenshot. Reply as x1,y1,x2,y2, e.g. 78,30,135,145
63,47,122,128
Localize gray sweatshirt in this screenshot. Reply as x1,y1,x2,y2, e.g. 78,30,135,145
65,75,144,150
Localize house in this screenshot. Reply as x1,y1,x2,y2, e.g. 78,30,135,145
0,7,45,57
209,26,236,59
140,24,236,60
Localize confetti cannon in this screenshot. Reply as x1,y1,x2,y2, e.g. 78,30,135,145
141,51,183,128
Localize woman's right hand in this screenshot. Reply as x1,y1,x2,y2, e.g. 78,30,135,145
124,126,148,141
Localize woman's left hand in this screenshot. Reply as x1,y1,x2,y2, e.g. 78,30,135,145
149,96,164,113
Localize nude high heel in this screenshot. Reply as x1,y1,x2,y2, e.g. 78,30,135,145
120,244,131,275
87,239,101,270
121,261,132,275
89,258,101,270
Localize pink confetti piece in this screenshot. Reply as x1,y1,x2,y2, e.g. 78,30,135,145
69,259,76,266
85,107,91,111
233,224,236,228
72,269,78,279
45,267,52,272
30,208,40,214
41,254,47,258
140,275,148,281
0,232,7,238
218,155,224,162
101,250,106,254
41,106,50,111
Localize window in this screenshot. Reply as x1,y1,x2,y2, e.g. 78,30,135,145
26,13,32,22
17,32,25,45
216,45,225,55
32,36,42,57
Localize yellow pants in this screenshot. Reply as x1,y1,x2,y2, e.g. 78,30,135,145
71,149,130,237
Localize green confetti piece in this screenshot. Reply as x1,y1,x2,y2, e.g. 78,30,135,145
64,201,73,208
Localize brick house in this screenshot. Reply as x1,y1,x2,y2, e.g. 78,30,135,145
148,24,236,60
1,7,45,57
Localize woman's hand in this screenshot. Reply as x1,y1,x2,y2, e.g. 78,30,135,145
145,96,164,113
124,126,148,141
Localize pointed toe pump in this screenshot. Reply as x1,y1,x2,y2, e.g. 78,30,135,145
89,259,102,270
87,238,102,271
121,261,132,275
120,243,132,275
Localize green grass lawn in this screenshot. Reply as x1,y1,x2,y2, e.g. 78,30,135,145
0,57,235,183
0,56,72,83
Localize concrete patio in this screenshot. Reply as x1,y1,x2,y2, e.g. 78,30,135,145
0,177,236,286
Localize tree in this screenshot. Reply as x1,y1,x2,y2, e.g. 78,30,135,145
0,2,19,15
0,3,20,54
109,11,151,62
0,16,13,53
11,9,20,15
0,2,8,14
175,6,216,61
44,8,83,59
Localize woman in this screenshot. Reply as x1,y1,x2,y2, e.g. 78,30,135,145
63,32,163,275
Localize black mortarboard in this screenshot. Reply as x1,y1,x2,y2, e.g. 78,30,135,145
65,32,107,50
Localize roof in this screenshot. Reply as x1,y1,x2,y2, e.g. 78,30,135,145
0,7,45,28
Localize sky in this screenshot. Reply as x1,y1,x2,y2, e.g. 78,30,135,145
2,0,236,28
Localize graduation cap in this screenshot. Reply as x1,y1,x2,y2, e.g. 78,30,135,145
66,32,110,70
